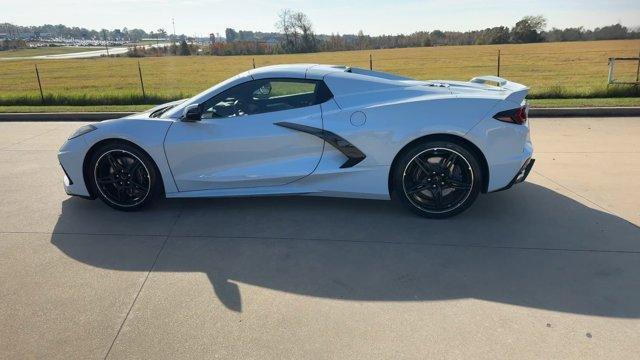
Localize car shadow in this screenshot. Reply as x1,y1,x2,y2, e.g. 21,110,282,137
51,182,640,317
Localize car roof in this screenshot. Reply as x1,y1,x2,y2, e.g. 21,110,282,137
248,64,350,80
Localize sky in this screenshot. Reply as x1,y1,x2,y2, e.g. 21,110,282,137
2,0,640,37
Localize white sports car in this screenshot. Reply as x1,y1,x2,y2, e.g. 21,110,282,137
58,64,534,218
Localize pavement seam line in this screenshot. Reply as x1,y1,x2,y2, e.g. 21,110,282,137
163,235,640,255
102,206,184,360
3,229,639,255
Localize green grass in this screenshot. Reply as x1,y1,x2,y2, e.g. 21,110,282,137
1,98,638,113
0,39,639,106
0,46,98,58
0,105,152,113
0,92,183,106
528,97,640,107
5,85,635,108
529,84,640,99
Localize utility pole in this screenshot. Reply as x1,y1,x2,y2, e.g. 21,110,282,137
209,33,216,55
102,30,109,56
171,18,177,55
172,18,176,43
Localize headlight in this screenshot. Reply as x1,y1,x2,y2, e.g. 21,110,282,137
68,124,97,140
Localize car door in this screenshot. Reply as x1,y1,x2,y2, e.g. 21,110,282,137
164,78,326,192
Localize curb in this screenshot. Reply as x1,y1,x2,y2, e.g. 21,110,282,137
529,107,640,117
0,107,639,121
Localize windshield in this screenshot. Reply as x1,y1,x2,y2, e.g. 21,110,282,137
160,72,251,119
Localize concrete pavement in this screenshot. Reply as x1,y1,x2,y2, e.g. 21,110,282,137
0,118,639,359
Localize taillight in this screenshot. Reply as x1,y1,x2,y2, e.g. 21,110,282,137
493,106,527,125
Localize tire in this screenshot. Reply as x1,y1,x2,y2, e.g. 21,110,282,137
88,142,160,211
392,140,482,219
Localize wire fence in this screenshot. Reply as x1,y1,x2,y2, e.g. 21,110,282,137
1,43,639,106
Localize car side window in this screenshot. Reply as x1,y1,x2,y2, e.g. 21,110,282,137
200,79,331,119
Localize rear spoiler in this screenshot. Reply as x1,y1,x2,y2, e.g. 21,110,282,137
470,75,529,104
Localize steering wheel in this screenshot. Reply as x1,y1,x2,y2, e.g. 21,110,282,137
232,99,245,116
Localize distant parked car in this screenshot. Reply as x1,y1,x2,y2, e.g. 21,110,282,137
58,64,533,218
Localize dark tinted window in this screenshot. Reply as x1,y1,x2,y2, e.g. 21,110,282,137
200,79,332,119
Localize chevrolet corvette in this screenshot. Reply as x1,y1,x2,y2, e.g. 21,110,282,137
58,64,534,218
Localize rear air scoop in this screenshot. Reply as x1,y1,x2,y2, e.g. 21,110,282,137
469,75,529,104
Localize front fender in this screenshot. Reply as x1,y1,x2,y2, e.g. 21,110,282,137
79,117,179,195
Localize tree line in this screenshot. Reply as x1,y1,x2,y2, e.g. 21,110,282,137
0,23,156,42
2,12,639,57
212,13,640,55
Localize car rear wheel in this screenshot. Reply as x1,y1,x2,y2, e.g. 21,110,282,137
89,142,159,211
392,140,482,218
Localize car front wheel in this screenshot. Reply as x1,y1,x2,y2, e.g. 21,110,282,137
392,140,482,218
89,142,159,211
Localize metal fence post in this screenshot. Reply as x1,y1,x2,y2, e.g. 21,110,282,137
607,57,615,85
34,64,45,104
497,49,501,77
369,54,373,70
137,61,146,100
636,52,640,85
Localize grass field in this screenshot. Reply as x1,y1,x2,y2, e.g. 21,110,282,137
1,98,638,113
0,105,153,113
530,97,640,107
0,39,639,107
0,47,99,59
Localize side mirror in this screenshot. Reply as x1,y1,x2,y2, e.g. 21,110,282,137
182,104,202,122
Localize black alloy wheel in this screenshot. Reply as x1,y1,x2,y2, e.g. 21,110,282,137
393,141,482,218
90,143,159,211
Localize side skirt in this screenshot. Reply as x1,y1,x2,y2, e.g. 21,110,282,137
165,186,314,199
